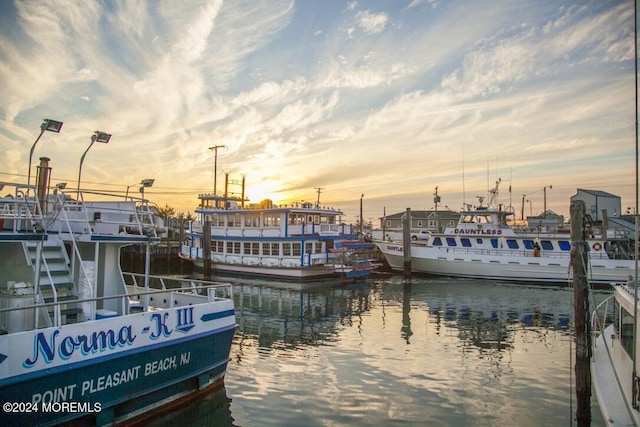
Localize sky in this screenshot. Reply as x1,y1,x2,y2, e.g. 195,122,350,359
0,0,637,226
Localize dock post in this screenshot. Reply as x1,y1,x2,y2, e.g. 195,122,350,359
203,220,212,279
402,208,412,278
570,200,591,426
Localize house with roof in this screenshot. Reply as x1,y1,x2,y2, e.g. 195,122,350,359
378,209,460,234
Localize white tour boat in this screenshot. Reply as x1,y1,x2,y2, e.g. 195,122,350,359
375,188,635,286
0,157,236,426
180,185,373,281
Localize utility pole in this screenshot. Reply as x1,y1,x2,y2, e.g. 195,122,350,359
314,187,324,207
543,185,552,216
208,145,226,195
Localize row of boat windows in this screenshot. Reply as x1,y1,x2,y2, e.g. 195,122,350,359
204,214,337,227
212,241,323,256
431,237,571,251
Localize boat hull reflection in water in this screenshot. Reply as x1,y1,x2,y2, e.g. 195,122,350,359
148,276,606,426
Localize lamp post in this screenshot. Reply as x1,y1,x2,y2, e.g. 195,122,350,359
543,185,552,216
77,131,111,198
139,178,155,201
27,118,63,195
126,179,154,200
526,199,532,217
208,145,227,195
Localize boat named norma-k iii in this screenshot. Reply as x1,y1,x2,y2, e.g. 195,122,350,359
0,156,236,426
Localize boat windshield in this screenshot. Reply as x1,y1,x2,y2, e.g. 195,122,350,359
461,214,494,224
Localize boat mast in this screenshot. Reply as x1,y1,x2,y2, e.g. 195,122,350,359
633,0,639,409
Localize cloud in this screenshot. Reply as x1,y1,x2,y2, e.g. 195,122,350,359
355,10,388,34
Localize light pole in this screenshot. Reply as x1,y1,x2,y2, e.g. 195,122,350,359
126,179,154,200
27,118,63,195
543,185,552,216
77,131,111,197
139,178,155,201
526,199,532,217
209,145,226,195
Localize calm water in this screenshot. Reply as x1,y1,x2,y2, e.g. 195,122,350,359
149,275,607,426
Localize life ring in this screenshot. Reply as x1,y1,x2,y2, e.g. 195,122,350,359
592,242,602,251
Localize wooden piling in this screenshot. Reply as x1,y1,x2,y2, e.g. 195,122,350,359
402,208,412,278
570,200,592,426
203,220,212,279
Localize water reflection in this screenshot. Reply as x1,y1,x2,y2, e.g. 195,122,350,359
150,275,605,426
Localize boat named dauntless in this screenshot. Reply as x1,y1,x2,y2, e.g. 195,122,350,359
180,178,375,280
375,184,636,286
0,157,236,426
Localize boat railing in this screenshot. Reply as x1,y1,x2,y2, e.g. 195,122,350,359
590,293,615,345
0,275,233,333
437,246,569,259
0,182,48,233
48,189,158,239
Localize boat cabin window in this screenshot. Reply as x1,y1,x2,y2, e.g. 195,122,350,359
264,215,280,227
292,243,301,256
506,239,519,249
540,240,553,251
558,241,571,251
478,215,493,224
620,304,634,358
320,215,334,224
283,243,291,256
460,238,472,247
227,215,238,227
263,242,280,256
476,238,483,244
490,238,499,248
432,237,443,246
245,214,260,228
523,240,535,250
290,214,304,224
243,242,259,255
446,237,457,246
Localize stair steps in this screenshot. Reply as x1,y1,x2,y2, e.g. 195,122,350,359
24,238,84,325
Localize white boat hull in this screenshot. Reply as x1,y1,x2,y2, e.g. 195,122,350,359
183,255,349,281
376,242,632,285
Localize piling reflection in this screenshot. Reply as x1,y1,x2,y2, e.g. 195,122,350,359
145,276,602,426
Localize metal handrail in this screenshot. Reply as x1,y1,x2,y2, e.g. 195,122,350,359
0,279,233,330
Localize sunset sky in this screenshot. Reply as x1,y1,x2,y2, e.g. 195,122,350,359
0,0,636,225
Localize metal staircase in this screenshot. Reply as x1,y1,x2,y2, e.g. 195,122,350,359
23,236,82,326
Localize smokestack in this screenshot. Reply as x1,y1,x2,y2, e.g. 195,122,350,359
35,157,51,213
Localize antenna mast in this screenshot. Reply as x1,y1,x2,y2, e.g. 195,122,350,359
314,187,324,207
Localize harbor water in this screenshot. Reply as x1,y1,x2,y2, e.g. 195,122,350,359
147,274,607,426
